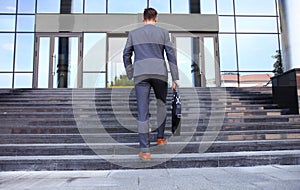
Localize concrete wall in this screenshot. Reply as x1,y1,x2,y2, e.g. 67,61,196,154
279,0,300,71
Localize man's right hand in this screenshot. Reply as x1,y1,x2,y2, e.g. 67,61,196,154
172,81,179,91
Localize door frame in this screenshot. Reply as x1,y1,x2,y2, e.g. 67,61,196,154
171,33,220,87
33,33,83,88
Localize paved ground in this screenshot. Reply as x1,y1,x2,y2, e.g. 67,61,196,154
0,165,299,190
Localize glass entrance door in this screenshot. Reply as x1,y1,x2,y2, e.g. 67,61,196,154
33,33,82,88
172,33,220,87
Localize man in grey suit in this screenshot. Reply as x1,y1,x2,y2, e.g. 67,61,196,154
123,8,179,161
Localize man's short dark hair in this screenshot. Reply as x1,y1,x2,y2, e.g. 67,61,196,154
143,8,157,21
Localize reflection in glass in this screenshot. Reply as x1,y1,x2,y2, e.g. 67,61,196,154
108,0,146,13
203,37,216,87
217,0,233,15
219,16,235,32
0,33,14,71
237,34,279,71
108,37,133,87
0,73,12,88
200,0,216,14
72,0,83,13
0,0,16,13
219,34,237,71
14,73,33,88
37,0,60,13
221,72,238,87
235,0,276,15
236,17,278,33
149,0,170,13
239,72,273,87
172,0,189,13
38,37,50,88
18,0,35,13
15,34,34,71
0,15,16,31
83,73,106,88
83,33,106,71
17,15,35,32
85,0,106,13
175,37,194,87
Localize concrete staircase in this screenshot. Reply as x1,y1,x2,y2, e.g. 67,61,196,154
0,87,299,171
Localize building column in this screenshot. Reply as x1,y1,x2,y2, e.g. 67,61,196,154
279,0,300,71
57,0,72,88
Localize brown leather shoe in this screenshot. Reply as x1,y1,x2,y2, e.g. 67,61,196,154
157,138,167,146
139,152,151,161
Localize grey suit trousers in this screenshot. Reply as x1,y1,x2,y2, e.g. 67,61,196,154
135,78,168,153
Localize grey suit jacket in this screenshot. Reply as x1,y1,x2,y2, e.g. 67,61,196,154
123,24,179,83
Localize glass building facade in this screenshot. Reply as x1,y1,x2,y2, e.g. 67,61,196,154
0,0,281,88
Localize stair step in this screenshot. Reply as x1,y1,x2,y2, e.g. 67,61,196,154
0,149,296,171
1,129,300,143
0,104,280,111
0,109,286,118
0,139,299,156
1,121,300,134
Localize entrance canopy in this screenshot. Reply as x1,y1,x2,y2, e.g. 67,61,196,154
35,14,219,33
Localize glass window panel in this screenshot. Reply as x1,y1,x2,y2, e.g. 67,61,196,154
236,17,278,33
217,0,233,15
17,15,35,32
0,33,14,72
237,34,279,71
37,0,60,13
235,0,276,15
203,37,217,87
219,16,235,32
0,15,16,31
219,34,237,71
85,0,106,13
172,0,189,13
18,0,35,13
108,37,131,87
72,0,83,13
0,0,16,13
200,0,216,14
53,37,59,88
239,72,273,87
0,73,13,88
83,73,106,88
14,73,33,88
221,72,238,87
149,0,170,13
68,37,79,88
83,33,106,71
15,34,34,71
38,37,50,88
108,0,147,13
175,37,194,87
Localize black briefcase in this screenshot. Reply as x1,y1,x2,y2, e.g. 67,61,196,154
172,89,182,136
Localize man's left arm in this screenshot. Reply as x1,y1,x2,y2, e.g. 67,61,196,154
164,31,179,89
123,32,134,80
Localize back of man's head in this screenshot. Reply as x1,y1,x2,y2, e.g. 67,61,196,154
143,8,157,21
